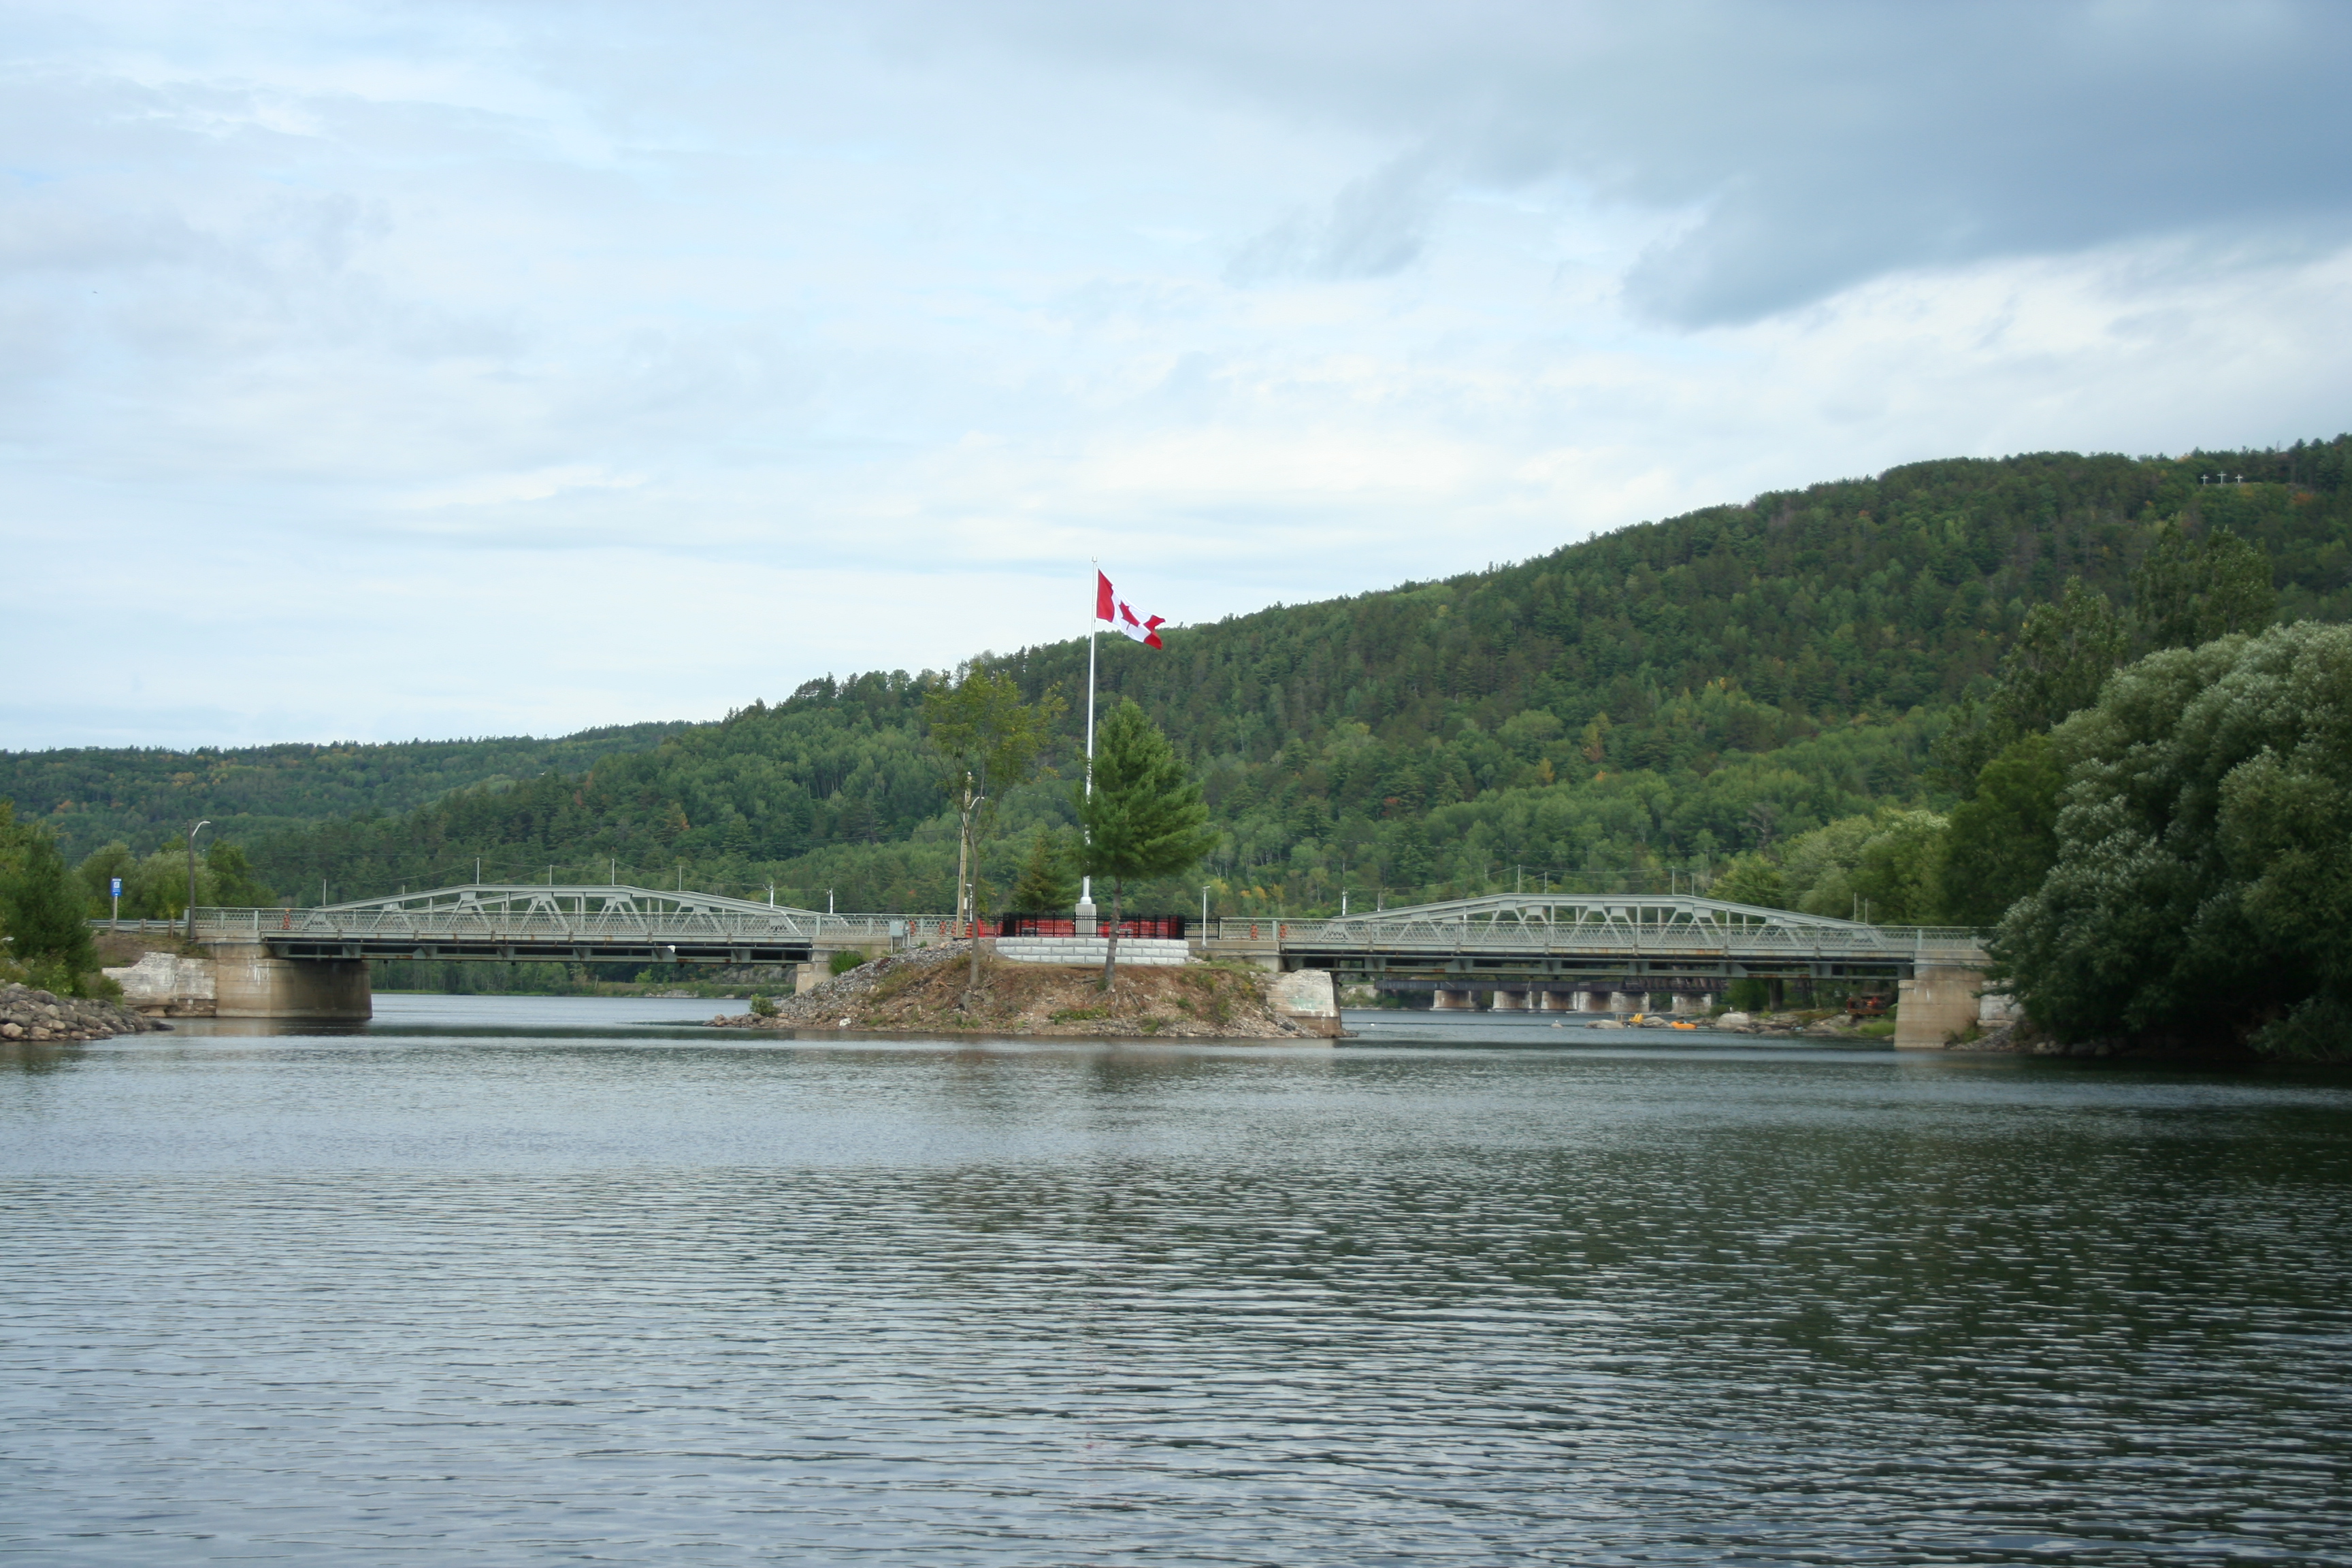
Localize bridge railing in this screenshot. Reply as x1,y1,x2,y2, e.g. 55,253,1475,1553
185,907,920,947
1209,917,1989,964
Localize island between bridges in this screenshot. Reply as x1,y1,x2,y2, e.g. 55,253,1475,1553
103,883,1995,1048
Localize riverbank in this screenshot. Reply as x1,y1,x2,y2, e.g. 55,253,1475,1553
710,943,1337,1039
1,981,169,1043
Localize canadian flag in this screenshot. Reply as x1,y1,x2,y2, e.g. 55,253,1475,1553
1095,570,1166,649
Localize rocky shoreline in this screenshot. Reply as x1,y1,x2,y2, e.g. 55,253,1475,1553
709,943,1337,1039
1,982,172,1043
1710,1009,1884,1040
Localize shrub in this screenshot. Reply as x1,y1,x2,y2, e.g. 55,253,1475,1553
1997,622,2352,1057
829,949,866,975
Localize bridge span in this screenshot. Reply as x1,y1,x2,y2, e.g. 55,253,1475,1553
135,883,1990,1042
1204,892,1987,1000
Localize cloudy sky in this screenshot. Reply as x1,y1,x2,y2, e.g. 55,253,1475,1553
7,0,2350,749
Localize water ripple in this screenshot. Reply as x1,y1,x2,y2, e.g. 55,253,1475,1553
3,1027,2349,1564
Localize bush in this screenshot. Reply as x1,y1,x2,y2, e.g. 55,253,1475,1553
749,993,779,1017
1997,622,2352,1057
829,949,866,975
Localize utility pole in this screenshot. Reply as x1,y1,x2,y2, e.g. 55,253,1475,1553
184,821,210,943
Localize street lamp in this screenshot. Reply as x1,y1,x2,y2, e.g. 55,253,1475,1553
184,820,211,943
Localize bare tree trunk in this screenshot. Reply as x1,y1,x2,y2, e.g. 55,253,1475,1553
966,819,985,1003
1099,876,1122,990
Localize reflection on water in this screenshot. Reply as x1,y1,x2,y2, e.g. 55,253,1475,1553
4,1000,2350,1565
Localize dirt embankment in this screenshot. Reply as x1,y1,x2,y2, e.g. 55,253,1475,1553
709,944,1328,1039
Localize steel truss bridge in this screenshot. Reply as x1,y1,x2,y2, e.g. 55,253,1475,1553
179,885,1987,993
1205,892,1988,997
189,884,910,967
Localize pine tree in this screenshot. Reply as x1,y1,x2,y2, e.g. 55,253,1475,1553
1008,829,1076,914
1075,701,1219,987
1,817,101,990
2131,524,2276,651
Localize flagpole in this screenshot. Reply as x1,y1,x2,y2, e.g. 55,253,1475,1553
1079,557,1098,924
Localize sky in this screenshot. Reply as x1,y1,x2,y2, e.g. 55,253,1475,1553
7,0,2351,749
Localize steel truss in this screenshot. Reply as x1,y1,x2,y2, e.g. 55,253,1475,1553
187,883,907,966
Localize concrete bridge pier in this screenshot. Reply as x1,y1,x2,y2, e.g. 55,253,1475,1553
1491,989,1530,1011
1896,966,1988,1048
1609,990,1640,1013
1433,987,1476,1011
1537,991,1574,1012
1671,993,1705,1015
209,943,372,1021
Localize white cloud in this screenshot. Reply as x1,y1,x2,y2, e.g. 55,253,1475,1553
2,0,2349,747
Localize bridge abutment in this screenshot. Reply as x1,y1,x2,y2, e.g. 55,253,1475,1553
208,942,372,1021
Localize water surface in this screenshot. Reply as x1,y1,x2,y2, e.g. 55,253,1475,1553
5,996,2348,1564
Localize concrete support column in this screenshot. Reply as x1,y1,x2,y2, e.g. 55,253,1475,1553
1896,966,1987,1049
209,942,371,1020
1671,993,1705,1015
1609,990,1639,1013
1432,987,1475,1011
1491,990,1529,1011
1538,991,1574,1011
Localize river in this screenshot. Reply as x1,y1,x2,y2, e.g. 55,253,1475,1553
5,995,2349,1564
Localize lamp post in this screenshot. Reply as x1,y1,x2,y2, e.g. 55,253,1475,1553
184,820,210,943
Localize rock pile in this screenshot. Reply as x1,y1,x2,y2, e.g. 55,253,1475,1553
0,983,171,1043
1714,1010,1872,1039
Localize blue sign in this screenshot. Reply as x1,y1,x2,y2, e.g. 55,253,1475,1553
110,877,122,897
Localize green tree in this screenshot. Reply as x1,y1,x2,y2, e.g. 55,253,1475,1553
1008,828,1077,913
77,841,140,917
1711,852,1787,909
922,666,1066,996
1075,700,1219,987
1,811,101,992
2131,523,2276,651
1938,734,2065,927
1767,809,1945,924
1934,577,2129,791
1990,576,2130,740
1997,622,2352,1056
205,841,274,907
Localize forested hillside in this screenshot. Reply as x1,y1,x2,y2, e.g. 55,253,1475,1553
31,438,2352,920
0,723,695,861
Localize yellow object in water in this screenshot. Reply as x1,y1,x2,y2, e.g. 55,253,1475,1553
1670,1020,1697,1030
